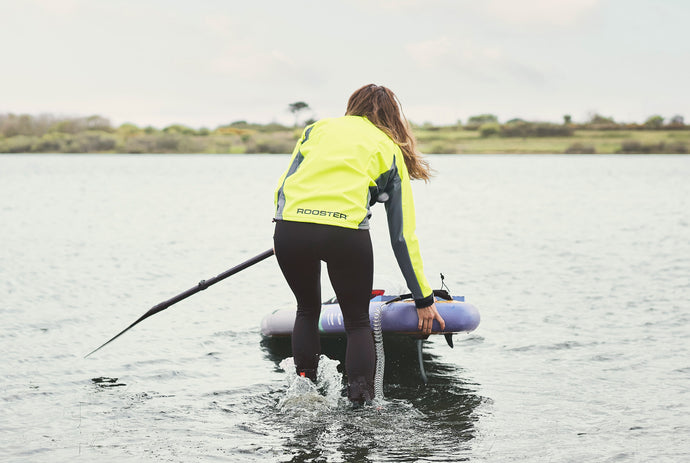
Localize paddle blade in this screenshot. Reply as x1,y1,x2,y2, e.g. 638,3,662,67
84,248,275,358
84,311,153,358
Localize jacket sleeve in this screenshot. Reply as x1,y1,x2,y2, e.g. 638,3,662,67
274,125,312,214
383,154,434,308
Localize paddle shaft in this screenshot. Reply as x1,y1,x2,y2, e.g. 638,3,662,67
150,247,275,313
85,248,275,357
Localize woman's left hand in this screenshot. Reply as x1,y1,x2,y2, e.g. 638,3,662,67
416,303,445,335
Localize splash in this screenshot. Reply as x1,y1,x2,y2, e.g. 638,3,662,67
277,355,344,411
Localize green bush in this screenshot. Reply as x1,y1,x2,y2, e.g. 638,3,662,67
564,143,596,154
163,124,198,136
479,122,501,138
500,121,574,137
466,114,498,130
117,123,143,137
65,131,118,153
644,115,664,129
426,141,458,154
618,140,688,154
247,132,297,153
176,136,205,154
668,115,685,127
0,135,38,153
155,134,182,152
32,133,70,152
120,135,157,154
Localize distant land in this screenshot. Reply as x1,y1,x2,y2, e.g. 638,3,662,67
1,112,688,154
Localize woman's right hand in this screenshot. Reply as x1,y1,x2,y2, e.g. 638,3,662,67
416,303,445,335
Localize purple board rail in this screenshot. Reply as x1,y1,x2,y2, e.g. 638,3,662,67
260,295,480,337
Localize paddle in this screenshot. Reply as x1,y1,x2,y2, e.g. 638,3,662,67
85,248,275,358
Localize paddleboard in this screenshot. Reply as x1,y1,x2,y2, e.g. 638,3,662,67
260,294,480,337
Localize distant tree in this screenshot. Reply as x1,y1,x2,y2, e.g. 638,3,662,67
15,114,34,136
117,123,141,138
163,124,197,135
466,114,498,129
31,114,57,136
85,115,112,131
288,101,310,127
500,121,574,137
587,113,616,125
563,114,572,125
669,115,685,126
644,115,664,129
0,114,30,137
50,118,84,134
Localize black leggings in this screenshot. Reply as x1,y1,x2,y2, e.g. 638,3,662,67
273,220,375,390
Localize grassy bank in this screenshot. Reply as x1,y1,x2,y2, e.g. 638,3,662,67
1,114,688,154
414,126,690,154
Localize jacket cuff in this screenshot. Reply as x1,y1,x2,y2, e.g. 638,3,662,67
414,293,435,309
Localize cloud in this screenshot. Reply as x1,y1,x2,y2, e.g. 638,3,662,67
406,37,545,85
406,37,454,68
210,43,322,88
483,0,601,27
27,0,81,16
349,0,452,10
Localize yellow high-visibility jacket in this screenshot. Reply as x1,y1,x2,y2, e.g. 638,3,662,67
274,116,433,308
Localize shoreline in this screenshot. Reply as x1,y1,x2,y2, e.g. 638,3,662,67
1,123,688,155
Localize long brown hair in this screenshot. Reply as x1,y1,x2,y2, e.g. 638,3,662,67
345,84,431,181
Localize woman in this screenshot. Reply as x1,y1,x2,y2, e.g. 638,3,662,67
273,84,445,405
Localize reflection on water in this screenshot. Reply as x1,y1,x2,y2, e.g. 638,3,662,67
260,335,484,462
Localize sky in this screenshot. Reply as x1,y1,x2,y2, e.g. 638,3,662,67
1,0,688,128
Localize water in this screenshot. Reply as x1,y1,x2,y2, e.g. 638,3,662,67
1,154,689,462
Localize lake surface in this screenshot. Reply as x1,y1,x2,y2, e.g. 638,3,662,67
1,154,688,462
